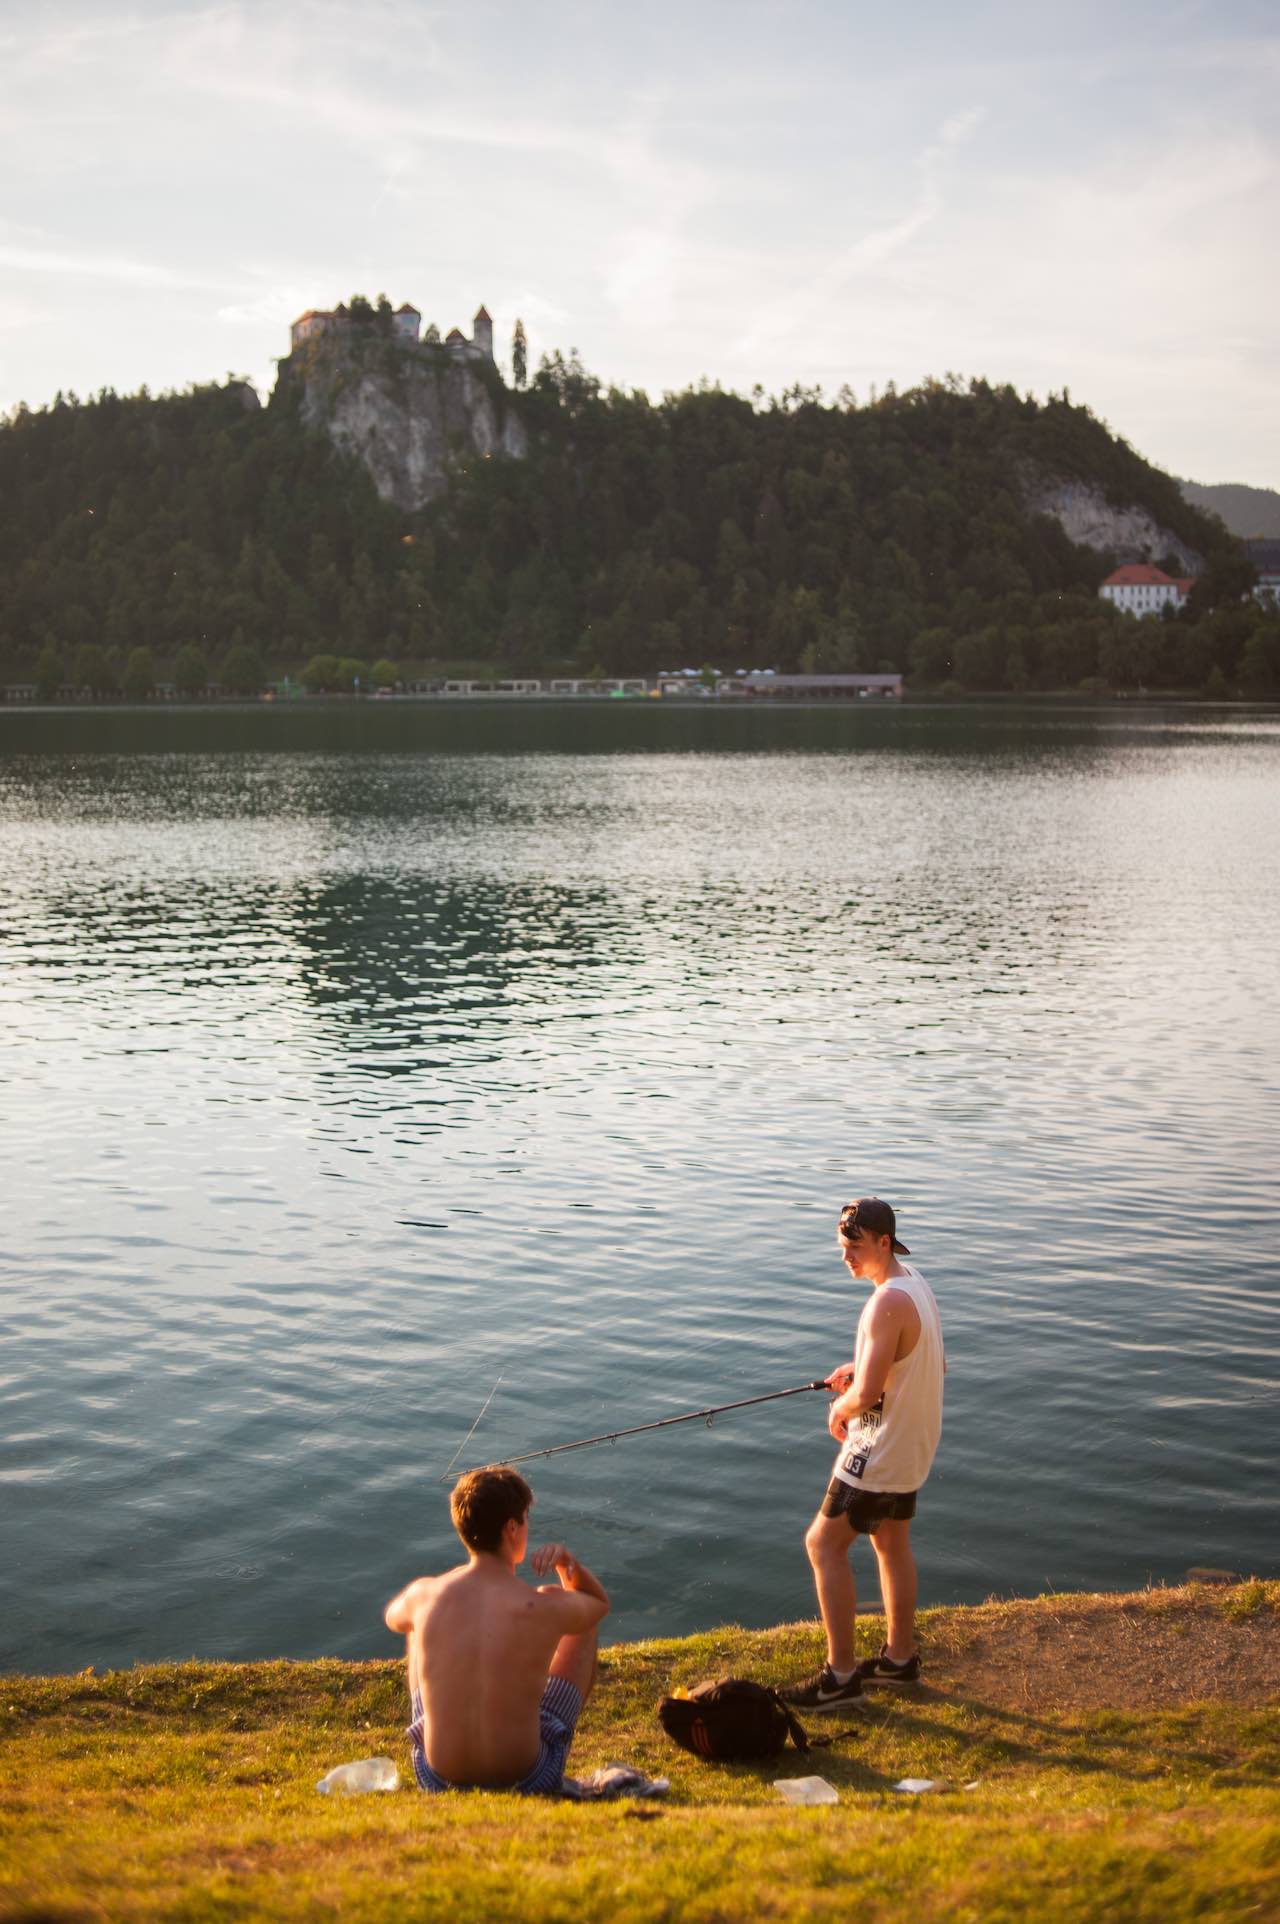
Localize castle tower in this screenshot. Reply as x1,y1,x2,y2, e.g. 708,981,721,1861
473,305,493,360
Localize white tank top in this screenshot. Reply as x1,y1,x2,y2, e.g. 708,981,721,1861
829,1266,944,1494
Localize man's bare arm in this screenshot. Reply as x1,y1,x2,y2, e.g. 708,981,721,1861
384,1576,430,1635
828,1295,911,1439
530,1542,610,1629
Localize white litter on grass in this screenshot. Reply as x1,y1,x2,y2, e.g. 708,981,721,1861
893,1777,946,1794
773,1775,839,1805
316,1757,400,1794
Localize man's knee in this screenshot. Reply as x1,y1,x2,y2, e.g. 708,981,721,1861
805,1513,855,1564
549,1625,598,1699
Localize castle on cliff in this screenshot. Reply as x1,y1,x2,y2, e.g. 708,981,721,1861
289,302,494,363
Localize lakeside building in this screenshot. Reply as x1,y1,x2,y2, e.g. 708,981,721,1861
715,672,904,700
1246,538,1280,607
288,302,493,363
441,678,542,697
547,678,648,697
3,673,909,705
3,682,225,703
1098,564,1194,616
429,677,648,698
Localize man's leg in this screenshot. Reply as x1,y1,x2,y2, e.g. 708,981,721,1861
548,1623,599,1702
804,1509,861,1673
868,1517,917,1660
518,1627,597,1792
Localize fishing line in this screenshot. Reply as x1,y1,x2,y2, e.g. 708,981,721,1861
443,1379,829,1481
441,1372,505,1479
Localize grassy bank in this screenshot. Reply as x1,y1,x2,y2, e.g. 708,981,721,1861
2,1582,1277,1923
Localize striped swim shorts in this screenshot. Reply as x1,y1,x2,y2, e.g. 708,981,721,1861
408,1675,584,1797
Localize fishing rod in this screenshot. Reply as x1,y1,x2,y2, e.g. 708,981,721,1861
443,1379,830,1481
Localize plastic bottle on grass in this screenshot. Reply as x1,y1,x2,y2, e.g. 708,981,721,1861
316,1756,400,1794
773,1775,839,1806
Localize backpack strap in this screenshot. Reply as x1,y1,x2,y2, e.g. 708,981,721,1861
802,1725,863,1749
765,1687,812,1753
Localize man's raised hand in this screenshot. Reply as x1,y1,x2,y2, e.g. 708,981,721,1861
826,1363,856,1395
530,1542,577,1582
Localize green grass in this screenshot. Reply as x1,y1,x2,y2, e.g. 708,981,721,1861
2,1588,1277,1923
1218,1577,1275,1622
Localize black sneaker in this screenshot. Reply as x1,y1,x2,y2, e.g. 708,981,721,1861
856,1644,920,1684
779,1664,866,1711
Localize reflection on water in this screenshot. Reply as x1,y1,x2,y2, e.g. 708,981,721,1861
1,703,1278,1675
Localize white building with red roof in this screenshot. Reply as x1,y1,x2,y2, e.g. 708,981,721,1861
1099,564,1194,617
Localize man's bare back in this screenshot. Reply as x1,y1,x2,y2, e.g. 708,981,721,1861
385,1468,609,1791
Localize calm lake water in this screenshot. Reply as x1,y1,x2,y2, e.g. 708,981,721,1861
2,701,1278,1676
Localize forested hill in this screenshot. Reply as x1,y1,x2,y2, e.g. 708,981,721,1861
2,358,1274,697
1180,478,1280,540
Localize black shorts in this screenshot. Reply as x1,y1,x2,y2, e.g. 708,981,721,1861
820,1481,917,1533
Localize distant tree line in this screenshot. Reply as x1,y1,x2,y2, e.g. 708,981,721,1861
2,357,1276,699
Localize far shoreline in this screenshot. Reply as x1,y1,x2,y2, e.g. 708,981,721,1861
3,690,1279,718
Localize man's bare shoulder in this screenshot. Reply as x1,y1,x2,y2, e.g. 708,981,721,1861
402,1574,441,1605
533,1582,610,1632
384,1565,469,1633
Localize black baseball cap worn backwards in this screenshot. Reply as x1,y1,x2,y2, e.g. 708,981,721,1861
839,1197,909,1255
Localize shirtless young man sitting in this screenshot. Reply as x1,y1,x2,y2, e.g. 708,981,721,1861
384,1463,609,1795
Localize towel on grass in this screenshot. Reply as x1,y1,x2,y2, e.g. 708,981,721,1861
561,1764,670,1800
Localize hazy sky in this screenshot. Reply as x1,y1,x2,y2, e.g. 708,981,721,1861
2,0,1277,485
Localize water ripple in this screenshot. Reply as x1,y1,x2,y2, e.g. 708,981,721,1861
1,707,1278,1671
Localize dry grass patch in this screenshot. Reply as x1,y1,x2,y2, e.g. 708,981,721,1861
905,1579,1280,1712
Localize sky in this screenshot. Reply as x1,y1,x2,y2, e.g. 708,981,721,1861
1,0,1277,487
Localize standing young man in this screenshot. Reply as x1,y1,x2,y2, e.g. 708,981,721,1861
384,1464,609,1793
783,1198,944,1711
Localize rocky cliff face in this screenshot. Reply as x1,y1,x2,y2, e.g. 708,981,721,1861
1025,475,1201,572
276,334,527,511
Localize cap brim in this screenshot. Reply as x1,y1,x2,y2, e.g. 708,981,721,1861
892,1239,910,1255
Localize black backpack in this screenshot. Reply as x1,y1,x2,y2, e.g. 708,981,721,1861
657,1677,812,1763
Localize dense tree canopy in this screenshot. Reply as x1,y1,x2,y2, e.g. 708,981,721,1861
0,358,1269,696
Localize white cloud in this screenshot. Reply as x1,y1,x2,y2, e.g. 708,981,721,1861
0,242,226,291
0,3,1276,480
734,107,986,360
0,292,40,333
493,291,571,329
216,284,315,327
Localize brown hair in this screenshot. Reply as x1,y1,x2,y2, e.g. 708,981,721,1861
450,1464,533,1554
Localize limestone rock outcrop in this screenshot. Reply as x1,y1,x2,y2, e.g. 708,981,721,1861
275,334,527,511
1025,475,1201,572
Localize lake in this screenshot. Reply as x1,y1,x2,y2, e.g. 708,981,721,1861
2,700,1278,1675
